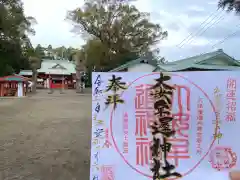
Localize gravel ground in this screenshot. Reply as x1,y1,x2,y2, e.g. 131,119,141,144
0,90,92,180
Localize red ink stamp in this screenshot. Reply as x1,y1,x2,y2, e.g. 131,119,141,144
103,128,112,148
209,146,237,171
101,165,114,180
110,73,218,179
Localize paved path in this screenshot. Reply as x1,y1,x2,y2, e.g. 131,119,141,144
0,90,92,180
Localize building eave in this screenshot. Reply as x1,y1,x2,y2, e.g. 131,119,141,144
109,56,158,72
154,64,240,72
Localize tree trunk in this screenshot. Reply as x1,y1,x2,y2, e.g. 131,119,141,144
74,52,85,94
76,69,82,93
32,69,37,93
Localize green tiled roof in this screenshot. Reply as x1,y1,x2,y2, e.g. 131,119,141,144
19,70,32,76
167,49,240,65
110,49,240,72
39,59,76,74
0,75,29,82
154,64,240,72
20,59,76,75
193,64,240,70
109,57,158,72
154,49,240,72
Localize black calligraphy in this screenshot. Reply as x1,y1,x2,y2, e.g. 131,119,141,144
105,74,127,110
92,175,99,180
95,103,100,113
94,128,104,138
150,72,182,180
92,77,103,180
94,152,99,162
94,74,103,96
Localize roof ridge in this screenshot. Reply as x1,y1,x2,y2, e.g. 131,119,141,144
20,69,32,72
171,50,220,63
109,56,157,72
109,57,143,72
42,59,70,61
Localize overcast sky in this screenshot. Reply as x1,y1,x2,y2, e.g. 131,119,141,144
23,0,240,61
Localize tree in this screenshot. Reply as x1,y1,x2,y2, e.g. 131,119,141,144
48,45,53,50
0,40,28,76
0,0,36,76
67,47,78,60
47,44,53,59
81,38,109,71
71,51,86,93
79,37,139,70
73,38,139,88
23,38,41,93
218,0,240,13
28,56,41,93
66,0,167,66
53,46,67,59
148,48,167,64
35,44,45,59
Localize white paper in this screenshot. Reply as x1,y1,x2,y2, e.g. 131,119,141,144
91,72,239,180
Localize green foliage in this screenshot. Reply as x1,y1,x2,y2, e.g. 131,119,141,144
66,0,167,70
0,48,30,76
77,38,139,72
51,46,79,60
81,39,109,70
0,0,36,76
27,44,81,61
67,2,167,53
218,0,240,14
35,44,46,59
47,44,52,50
28,56,41,70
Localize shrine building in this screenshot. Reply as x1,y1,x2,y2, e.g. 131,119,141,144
110,49,240,72
0,75,29,97
19,59,77,89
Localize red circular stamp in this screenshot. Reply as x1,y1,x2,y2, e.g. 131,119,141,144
209,146,237,171
110,72,218,179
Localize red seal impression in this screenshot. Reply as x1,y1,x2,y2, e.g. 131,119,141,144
209,146,237,171
110,73,219,178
